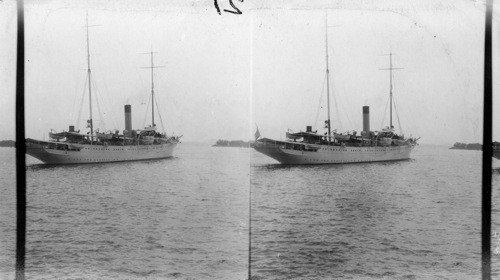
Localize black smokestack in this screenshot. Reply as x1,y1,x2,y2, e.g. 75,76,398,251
125,105,132,131
363,106,370,133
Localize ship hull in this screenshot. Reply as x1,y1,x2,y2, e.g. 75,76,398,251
26,140,177,165
254,143,415,165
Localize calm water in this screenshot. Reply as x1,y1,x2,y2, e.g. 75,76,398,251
250,145,500,279
0,143,250,280
0,144,499,279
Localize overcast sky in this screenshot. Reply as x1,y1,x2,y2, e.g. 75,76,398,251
0,0,499,144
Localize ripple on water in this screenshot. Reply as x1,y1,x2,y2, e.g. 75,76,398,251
251,145,489,279
1,144,249,280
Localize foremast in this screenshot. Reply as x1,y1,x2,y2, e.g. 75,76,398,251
85,12,94,142
325,16,331,145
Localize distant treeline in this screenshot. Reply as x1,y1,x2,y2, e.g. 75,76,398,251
450,142,482,150
0,140,15,147
213,139,254,148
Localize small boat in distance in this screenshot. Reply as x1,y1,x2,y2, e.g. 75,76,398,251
26,14,180,165
254,18,418,165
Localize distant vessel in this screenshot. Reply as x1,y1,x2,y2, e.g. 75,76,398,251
25,15,180,164
254,20,418,165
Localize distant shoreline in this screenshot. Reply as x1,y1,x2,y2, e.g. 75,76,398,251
212,139,254,148
449,142,482,150
0,140,15,148
449,142,500,151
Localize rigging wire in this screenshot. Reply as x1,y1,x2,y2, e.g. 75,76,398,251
380,96,389,130
391,74,404,135
341,95,354,130
70,74,86,129
142,92,152,129
92,69,119,131
154,92,167,134
152,62,169,134
393,96,403,135
76,73,89,131
330,71,344,131
154,71,168,134
90,73,106,131
135,64,149,106
313,74,327,131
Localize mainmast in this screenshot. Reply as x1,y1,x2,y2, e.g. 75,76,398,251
380,51,402,130
325,16,331,144
389,52,393,129
85,12,94,140
150,49,155,128
142,48,164,129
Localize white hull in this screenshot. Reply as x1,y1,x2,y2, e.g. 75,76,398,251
255,143,415,164
26,141,177,164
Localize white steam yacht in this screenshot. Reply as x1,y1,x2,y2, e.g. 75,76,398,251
26,15,180,164
254,19,418,165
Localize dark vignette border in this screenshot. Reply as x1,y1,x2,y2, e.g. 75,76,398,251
482,0,493,279
15,0,26,280
13,2,494,280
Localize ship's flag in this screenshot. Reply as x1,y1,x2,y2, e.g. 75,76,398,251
254,126,261,140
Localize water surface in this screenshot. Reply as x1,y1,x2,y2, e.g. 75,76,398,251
0,143,250,280
250,145,500,279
